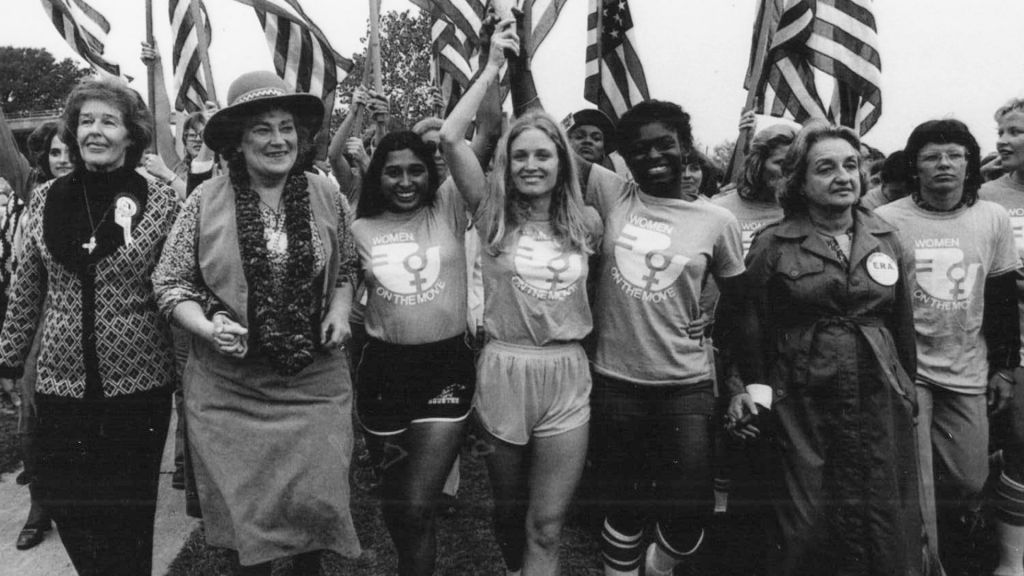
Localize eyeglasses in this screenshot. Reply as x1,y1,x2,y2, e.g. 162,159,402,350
918,150,967,165
184,131,204,142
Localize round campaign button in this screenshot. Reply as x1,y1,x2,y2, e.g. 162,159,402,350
866,252,898,286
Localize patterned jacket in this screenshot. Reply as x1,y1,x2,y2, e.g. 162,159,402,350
0,169,179,398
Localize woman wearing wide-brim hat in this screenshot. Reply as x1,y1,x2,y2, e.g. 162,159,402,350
153,70,362,575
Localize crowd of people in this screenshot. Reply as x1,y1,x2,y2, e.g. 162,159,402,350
2,14,1024,576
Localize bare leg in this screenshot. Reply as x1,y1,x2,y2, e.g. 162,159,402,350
379,419,466,576
521,424,589,576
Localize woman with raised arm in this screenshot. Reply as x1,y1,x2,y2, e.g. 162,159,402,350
152,71,361,576
440,19,602,576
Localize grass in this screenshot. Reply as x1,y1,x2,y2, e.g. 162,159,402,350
166,430,605,576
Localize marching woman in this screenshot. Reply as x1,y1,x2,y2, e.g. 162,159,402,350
351,130,475,575
152,71,361,575
441,20,602,576
582,99,747,576
11,120,73,552
730,121,921,575
0,77,180,575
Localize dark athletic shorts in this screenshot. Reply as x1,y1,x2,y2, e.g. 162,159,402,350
356,334,475,436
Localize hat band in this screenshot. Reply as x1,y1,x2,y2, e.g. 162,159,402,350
233,87,288,106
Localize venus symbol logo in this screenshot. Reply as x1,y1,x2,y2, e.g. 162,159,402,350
371,242,441,295
512,235,582,295
613,223,688,292
914,247,980,302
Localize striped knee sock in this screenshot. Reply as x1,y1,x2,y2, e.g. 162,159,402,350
600,520,643,575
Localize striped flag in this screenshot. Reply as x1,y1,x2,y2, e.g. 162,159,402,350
747,0,882,134
39,0,121,77
409,0,487,113
231,0,354,125
168,0,212,113
583,0,650,121
410,0,568,114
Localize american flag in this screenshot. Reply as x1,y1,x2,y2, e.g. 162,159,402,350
410,0,568,114
168,0,212,113
583,0,650,121
39,0,121,78
232,0,354,126
747,0,882,134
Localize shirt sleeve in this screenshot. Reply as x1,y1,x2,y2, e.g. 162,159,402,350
0,185,49,377
713,213,746,279
151,188,217,320
438,177,469,233
990,207,1021,276
584,163,627,219
334,189,358,287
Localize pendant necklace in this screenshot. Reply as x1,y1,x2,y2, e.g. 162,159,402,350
260,196,285,252
81,182,114,254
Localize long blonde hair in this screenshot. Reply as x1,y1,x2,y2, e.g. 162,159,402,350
480,111,594,256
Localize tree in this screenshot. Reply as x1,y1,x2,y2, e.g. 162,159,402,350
0,47,91,114
710,139,736,173
334,9,435,131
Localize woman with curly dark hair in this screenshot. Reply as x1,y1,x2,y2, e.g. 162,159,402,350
153,71,362,575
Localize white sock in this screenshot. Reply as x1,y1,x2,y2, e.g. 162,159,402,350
644,543,677,576
713,489,729,514
603,564,638,576
994,520,1024,576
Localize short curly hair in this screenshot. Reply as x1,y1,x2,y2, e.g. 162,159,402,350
61,76,153,171
779,120,866,216
617,100,693,153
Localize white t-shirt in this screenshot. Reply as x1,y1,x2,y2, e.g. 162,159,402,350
587,165,745,386
476,206,602,347
352,179,468,344
876,196,1019,393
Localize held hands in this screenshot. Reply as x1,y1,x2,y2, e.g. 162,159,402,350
320,310,352,350
726,392,762,440
209,312,248,358
987,369,1018,415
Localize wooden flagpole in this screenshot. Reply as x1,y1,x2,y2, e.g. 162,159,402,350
368,0,383,93
145,0,157,152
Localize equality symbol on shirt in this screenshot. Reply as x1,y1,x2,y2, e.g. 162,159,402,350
371,242,442,295
613,222,688,293
914,247,980,302
513,235,583,294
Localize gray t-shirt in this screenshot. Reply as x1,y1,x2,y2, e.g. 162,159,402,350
980,174,1024,367
876,197,1019,393
587,166,745,386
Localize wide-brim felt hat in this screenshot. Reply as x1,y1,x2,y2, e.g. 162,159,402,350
569,108,617,153
204,70,324,153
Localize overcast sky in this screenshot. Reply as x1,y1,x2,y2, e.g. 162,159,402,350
3,0,1023,154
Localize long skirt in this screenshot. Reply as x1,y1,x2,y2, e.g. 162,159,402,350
185,342,362,565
